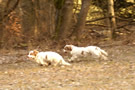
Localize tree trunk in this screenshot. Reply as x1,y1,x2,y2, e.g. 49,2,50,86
108,0,117,39
73,0,91,40
54,0,65,39
33,0,40,39
54,0,73,40
59,0,73,40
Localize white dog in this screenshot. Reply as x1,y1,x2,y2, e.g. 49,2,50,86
63,45,108,61
28,50,71,66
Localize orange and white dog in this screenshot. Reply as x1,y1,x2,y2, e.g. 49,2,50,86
63,45,108,61
28,50,71,66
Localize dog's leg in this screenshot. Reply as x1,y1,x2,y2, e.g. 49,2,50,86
45,62,50,66
101,54,108,60
69,56,77,62
39,58,49,66
53,62,59,66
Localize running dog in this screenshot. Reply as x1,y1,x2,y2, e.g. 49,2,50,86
63,45,108,61
28,50,71,66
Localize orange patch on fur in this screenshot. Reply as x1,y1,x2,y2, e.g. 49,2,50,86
30,50,39,56
45,55,48,59
81,51,84,55
65,46,72,51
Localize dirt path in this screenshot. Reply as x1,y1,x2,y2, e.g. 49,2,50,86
0,45,135,89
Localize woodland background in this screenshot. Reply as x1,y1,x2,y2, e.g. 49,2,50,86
0,0,135,50
0,0,135,89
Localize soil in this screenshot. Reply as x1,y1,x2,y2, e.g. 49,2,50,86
0,44,135,90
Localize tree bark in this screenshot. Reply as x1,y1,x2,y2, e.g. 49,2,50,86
32,0,40,39
73,0,91,40
108,0,117,39
59,0,73,40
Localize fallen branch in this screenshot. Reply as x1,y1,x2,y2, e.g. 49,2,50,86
117,21,135,29
86,16,134,23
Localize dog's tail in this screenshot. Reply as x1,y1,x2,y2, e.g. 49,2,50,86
61,59,71,66
97,47,108,60
100,49,108,56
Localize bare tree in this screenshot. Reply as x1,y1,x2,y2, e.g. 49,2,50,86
59,0,73,40
31,0,40,39
73,0,91,40
0,0,20,47
108,0,117,39
54,0,73,41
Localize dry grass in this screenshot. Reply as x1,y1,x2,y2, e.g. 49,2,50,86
0,45,135,89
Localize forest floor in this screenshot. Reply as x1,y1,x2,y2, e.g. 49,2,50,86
0,41,135,90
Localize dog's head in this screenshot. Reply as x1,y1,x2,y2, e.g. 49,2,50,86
63,45,73,53
28,50,39,59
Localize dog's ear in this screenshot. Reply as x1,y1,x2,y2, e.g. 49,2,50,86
65,45,72,51
33,50,39,56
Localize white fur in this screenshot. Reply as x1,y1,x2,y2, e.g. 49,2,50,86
28,50,71,66
63,45,108,61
